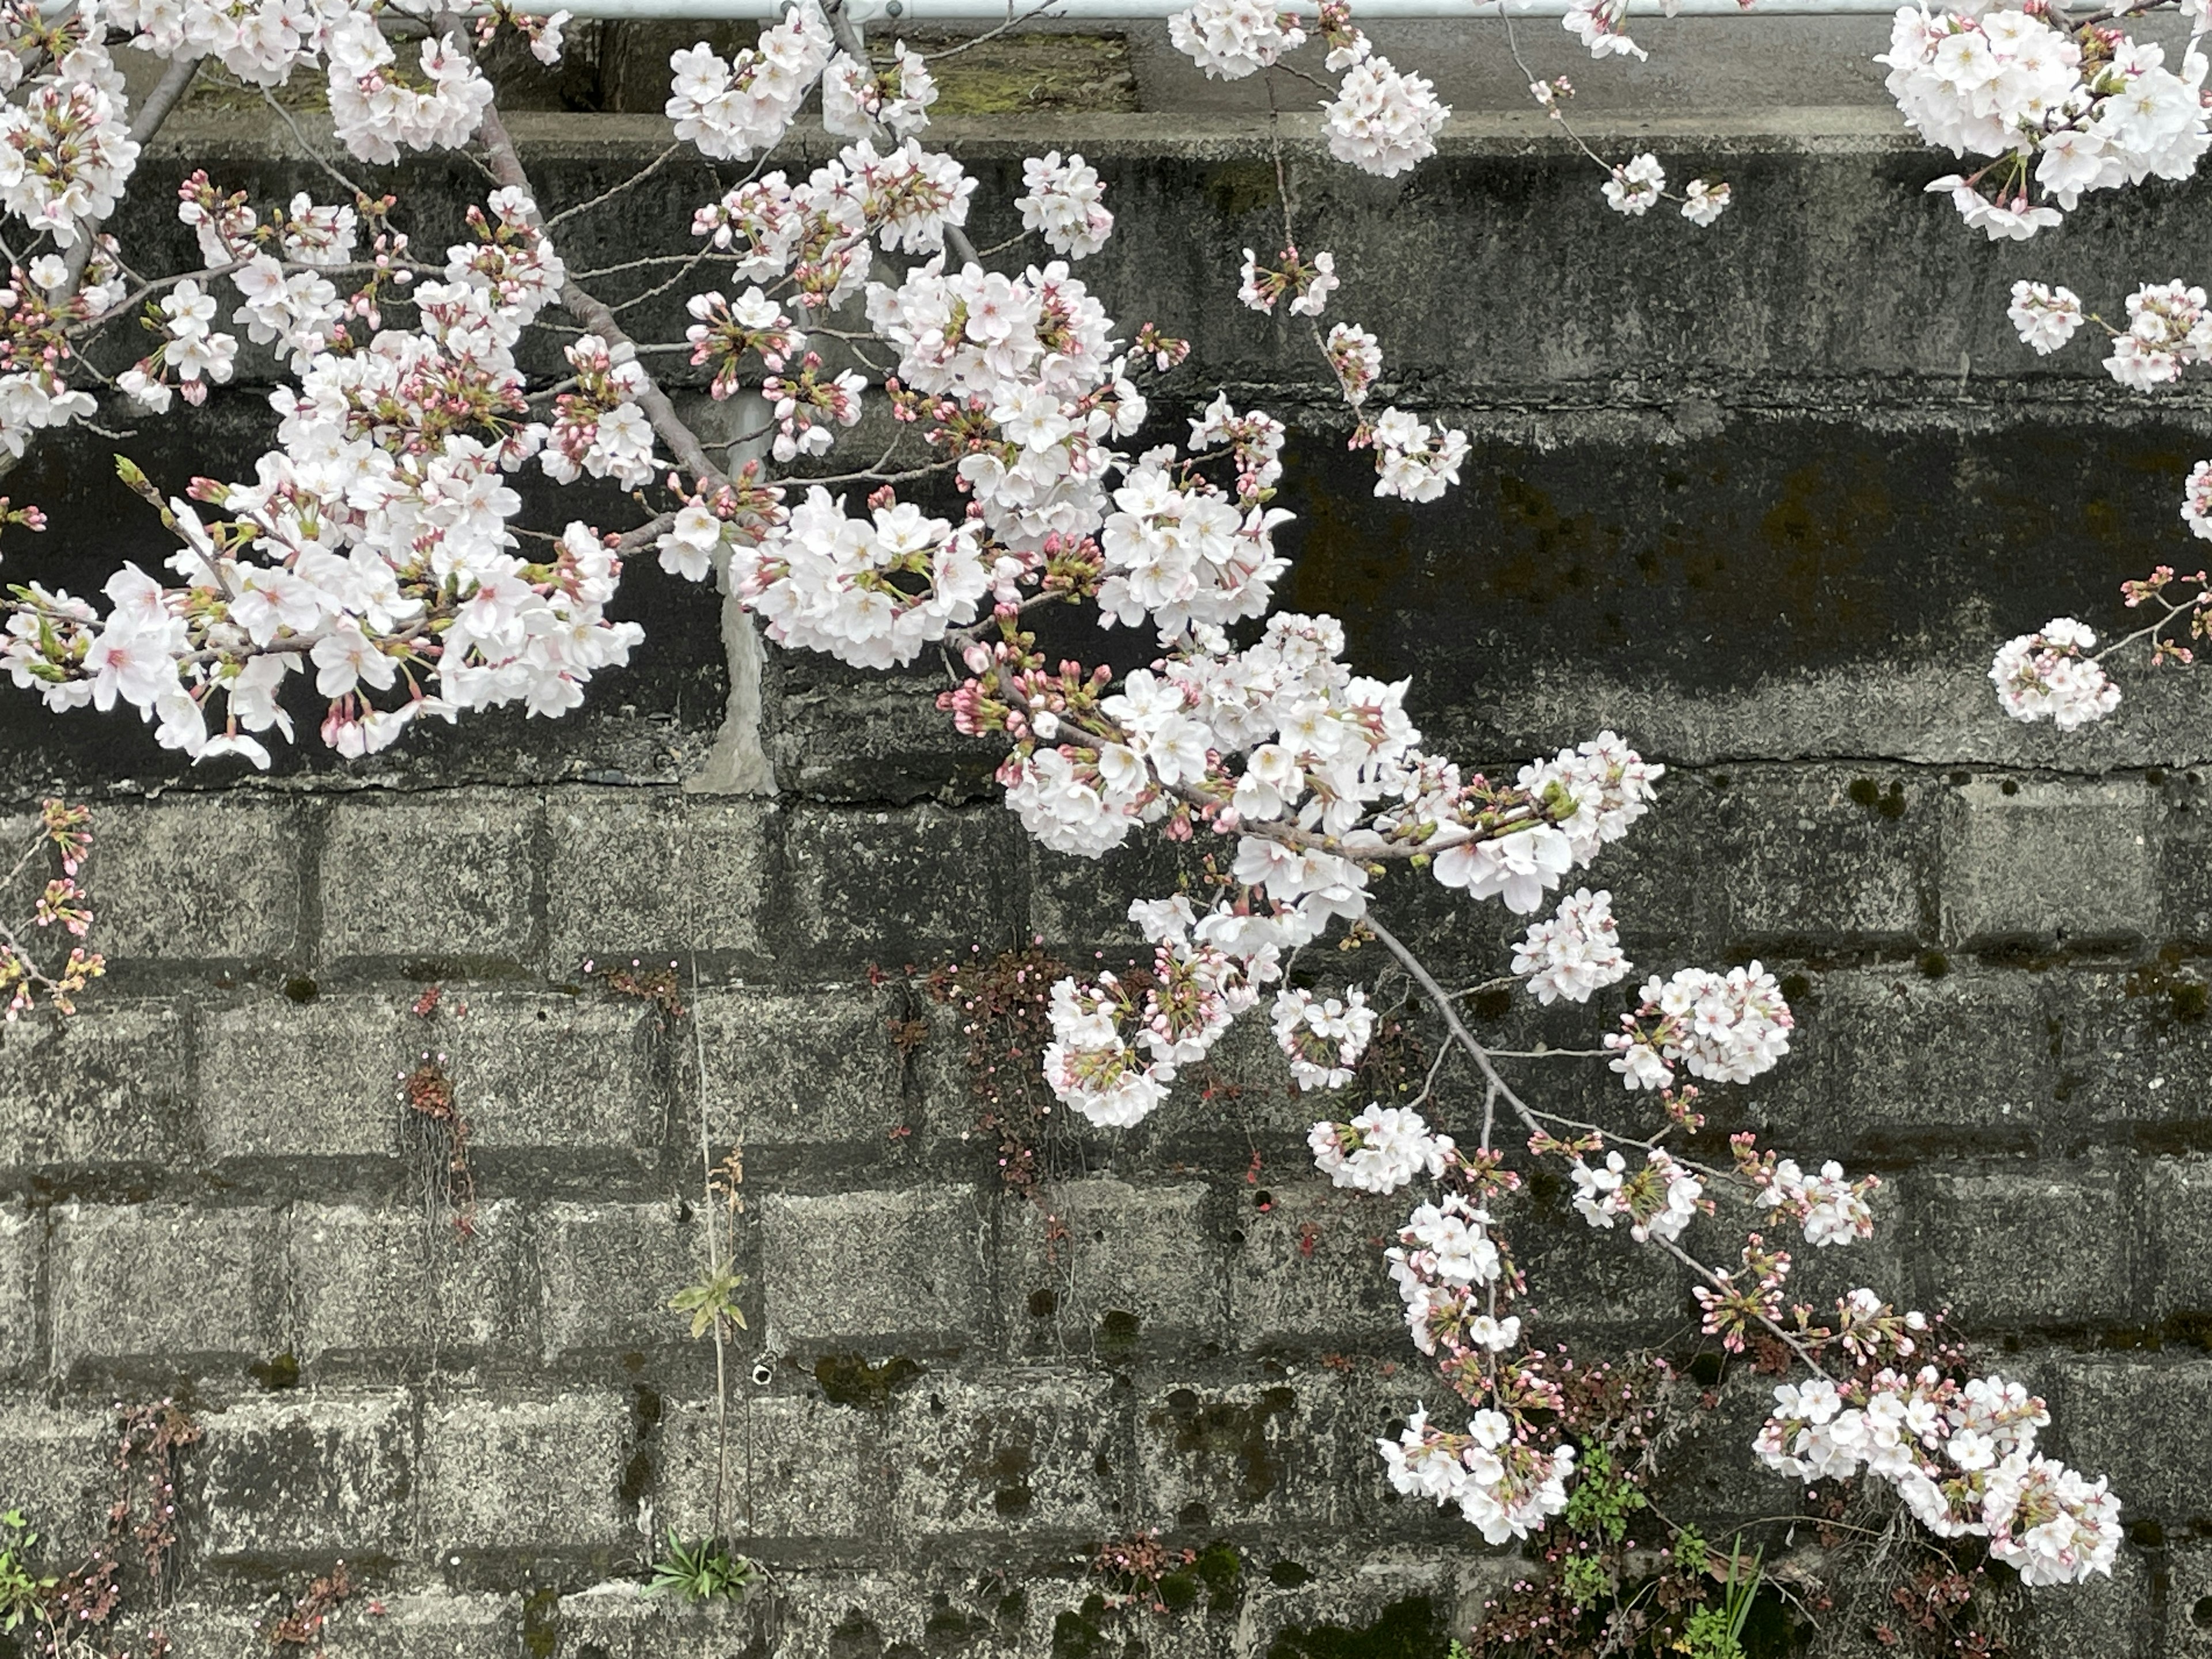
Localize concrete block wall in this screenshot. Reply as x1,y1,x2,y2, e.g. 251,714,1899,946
1,112,2210,1658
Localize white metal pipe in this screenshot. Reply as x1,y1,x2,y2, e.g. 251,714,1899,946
549,0,1907,18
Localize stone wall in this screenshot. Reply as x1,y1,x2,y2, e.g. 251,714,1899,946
2,108,2211,1658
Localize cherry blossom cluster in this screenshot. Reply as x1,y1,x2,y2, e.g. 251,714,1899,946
1378,1406,1577,1545
543,335,657,488
1041,895,1274,1124
1014,151,1113,261
1988,617,2121,729
1167,0,1446,179
1323,323,1381,406
1758,1361,2119,1588
325,13,495,166
1308,1103,1457,1194
0,37,140,251
1237,245,1336,317
665,0,835,162
1429,733,1663,913
1569,1147,1705,1243
721,487,996,669
105,0,341,84
1388,1194,1509,1348
1738,1146,1879,1249
823,41,936,139
1270,984,1376,1090
1166,0,1306,81
1604,963,1794,1090
1884,6,2210,239
1357,407,1468,503
1511,886,1630,1006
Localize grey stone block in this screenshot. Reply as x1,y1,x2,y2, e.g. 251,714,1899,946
0,1205,40,1378
1915,1167,2140,1328
198,1390,415,1558
759,1186,989,1349
1940,779,2153,946
440,993,656,1150
0,1403,118,1560
0,1002,194,1168
50,1202,286,1370
319,793,541,969
2052,1355,2212,1522
544,790,771,974
539,1199,699,1357
2146,1157,2212,1319
884,1370,1126,1536
2017,1544,2153,1658
1601,765,1936,953
1505,1197,1696,1334
1230,1180,1405,1349
692,985,908,1150
418,1392,631,1552
1002,1179,1228,1357
289,1200,537,1363
778,805,1024,973
2165,1539,2212,1659
2042,968,2212,1129
199,995,409,1160
656,1392,889,1543
1746,967,2055,1150
84,798,306,962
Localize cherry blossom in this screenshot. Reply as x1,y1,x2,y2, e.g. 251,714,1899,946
1990,618,2122,729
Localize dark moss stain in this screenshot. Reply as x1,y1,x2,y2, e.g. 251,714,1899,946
1778,972,1813,1005
1157,1570,1200,1612
1203,160,1279,220
922,1599,988,1650
1488,475,1601,606
521,1586,560,1659
975,1440,1034,1518
1917,950,1950,980
619,1382,662,1509
1753,457,1891,641
1149,1387,1296,1501
282,975,318,1004
248,1350,300,1391
1194,1539,1241,1600
1267,1559,1313,1588
1282,475,1415,666
1095,1309,1141,1357
1028,1287,1058,1318
1264,1595,1439,1659
815,1353,923,1408
1050,1593,1110,1658
1469,985,1513,1022
830,1609,887,1659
